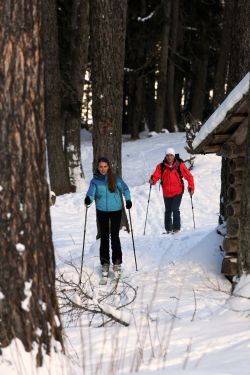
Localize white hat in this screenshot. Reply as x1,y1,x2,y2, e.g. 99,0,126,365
166,147,175,156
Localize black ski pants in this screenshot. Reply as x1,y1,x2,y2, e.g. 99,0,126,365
164,194,183,231
96,209,122,266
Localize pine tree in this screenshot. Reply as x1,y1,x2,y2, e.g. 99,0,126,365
0,0,64,365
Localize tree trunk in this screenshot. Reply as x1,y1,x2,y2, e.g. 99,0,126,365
228,0,250,91
90,0,129,231
166,0,179,132
59,0,90,192
155,0,172,133
212,0,234,108
131,75,145,139
90,0,127,174
145,71,156,131
125,0,147,140
190,21,209,121
0,0,64,365
43,0,72,195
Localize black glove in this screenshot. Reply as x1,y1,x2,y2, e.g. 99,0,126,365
188,187,194,196
84,196,91,205
126,200,132,209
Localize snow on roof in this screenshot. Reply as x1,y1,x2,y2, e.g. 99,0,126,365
193,72,250,149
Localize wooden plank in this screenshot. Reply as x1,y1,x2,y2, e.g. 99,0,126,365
202,145,222,154
221,256,238,276
192,95,248,154
217,141,246,158
211,134,231,144
223,237,239,254
226,117,248,146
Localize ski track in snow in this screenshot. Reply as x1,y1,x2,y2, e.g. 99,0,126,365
49,132,250,375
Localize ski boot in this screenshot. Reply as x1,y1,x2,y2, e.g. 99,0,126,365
99,264,109,285
112,264,122,284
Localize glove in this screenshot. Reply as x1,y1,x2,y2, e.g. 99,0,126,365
149,177,153,185
126,200,132,209
188,187,194,196
84,196,91,205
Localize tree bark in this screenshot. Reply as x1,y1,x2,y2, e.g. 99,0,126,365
155,0,172,133
145,71,156,131
90,0,127,174
0,0,64,365
212,0,234,108
43,0,72,195
228,0,250,91
166,0,179,132
90,0,129,231
125,0,147,140
190,21,209,121
58,0,89,192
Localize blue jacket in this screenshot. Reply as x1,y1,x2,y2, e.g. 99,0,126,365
86,173,131,212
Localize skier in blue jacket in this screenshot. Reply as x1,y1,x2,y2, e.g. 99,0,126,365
85,157,132,279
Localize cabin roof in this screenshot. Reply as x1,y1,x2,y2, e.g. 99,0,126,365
191,73,249,154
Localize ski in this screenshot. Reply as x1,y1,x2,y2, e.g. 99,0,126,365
99,264,109,285
99,276,108,285
111,275,121,285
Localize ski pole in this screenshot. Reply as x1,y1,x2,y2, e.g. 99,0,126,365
128,209,138,271
143,184,152,235
190,194,195,229
79,205,89,284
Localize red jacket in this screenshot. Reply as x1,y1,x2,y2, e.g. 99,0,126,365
151,160,194,198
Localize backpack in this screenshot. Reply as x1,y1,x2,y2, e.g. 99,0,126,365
160,154,184,190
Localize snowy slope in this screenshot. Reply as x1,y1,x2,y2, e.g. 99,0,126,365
2,131,250,375
49,131,250,375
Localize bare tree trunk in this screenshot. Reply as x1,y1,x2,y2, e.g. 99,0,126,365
43,0,72,195
90,0,128,231
145,72,156,131
0,0,64,366
190,22,209,121
228,0,250,91
212,0,234,108
129,74,145,140
90,0,127,174
59,0,89,192
127,0,147,140
155,0,172,133
166,0,179,132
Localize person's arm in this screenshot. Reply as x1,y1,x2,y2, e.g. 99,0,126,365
150,163,162,185
117,177,131,201
85,180,96,204
180,163,194,194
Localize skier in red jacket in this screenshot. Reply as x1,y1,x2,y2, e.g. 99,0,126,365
150,147,194,233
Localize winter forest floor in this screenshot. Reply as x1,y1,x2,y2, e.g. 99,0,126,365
2,131,250,375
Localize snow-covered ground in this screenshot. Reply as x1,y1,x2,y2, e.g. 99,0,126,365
2,131,250,375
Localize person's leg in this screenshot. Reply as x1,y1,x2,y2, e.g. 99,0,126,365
172,194,183,231
164,197,173,232
110,210,122,265
96,210,110,265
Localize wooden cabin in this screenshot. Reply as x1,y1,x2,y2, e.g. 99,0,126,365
188,72,250,279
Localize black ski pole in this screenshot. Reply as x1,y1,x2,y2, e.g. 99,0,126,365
143,184,152,235
190,194,195,229
128,209,138,271
79,205,89,284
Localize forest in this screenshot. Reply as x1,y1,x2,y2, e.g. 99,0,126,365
0,0,249,371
